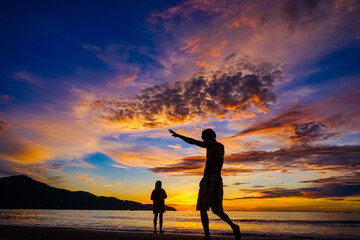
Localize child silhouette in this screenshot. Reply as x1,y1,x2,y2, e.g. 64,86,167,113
151,180,167,233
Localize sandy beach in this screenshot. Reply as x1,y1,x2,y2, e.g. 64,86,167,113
0,225,319,240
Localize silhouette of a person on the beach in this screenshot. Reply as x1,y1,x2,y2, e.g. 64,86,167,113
169,129,240,240
151,180,167,233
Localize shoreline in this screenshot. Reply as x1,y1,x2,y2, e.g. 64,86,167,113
0,225,322,240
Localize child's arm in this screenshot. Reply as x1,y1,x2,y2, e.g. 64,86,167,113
169,129,208,148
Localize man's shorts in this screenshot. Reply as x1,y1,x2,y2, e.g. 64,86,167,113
196,174,223,212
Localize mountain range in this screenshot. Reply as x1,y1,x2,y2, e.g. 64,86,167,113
0,175,176,211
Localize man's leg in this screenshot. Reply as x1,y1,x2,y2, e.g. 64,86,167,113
213,210,241,240
159,212,164,233
153,213,158,233
200,210,211,239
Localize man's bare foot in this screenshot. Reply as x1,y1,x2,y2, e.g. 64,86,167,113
232,224,241,240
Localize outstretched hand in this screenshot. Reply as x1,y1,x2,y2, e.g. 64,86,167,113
169,129,179,138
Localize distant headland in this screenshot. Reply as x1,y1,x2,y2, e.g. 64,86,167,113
0,175,176,211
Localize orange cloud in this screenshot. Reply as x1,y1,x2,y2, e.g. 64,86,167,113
227,105,341,148
0,132,53,164
0,90,108,168
107,146,182,168
180,35,228,68
168,144,182,151
202,40,229,57
97,57,281,129
227,16,259,29
104,181,123,188
181,35,228,56
149,145,360,175
180,35,202,54
76,173,95,185
195,60,210,68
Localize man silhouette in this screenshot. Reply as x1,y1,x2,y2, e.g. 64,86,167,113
169,129,240,240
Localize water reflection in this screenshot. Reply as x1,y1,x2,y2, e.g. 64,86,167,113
0,210,359,239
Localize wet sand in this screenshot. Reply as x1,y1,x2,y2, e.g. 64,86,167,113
0,225,316,240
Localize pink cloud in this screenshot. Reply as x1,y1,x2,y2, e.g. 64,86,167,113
195,60,210,68
0,119,9,133
8,71,41,85
0,94,14,104
106,74,137,88
202,40,229,57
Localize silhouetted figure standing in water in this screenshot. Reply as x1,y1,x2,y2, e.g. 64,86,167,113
169,129,240,240
151,180,167,233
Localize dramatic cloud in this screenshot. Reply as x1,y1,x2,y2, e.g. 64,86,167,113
227,172,360,200
149,154,253,176
0,101,106,166
98,57,282,129
149,145,360,175
299,173,360,185
2,0,360,211
227,105,342,147
227,183,360,200
226,145,360,170
289,121,337,146
151,0,360,34
0,132,52,164
149,156,205,175
150,0,360,75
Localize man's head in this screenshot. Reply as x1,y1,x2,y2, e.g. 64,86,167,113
202,128,216,141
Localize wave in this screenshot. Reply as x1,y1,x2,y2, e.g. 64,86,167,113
91,216,360,226
215,219,360,225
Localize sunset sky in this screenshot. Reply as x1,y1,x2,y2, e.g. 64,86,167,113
1,0,360,211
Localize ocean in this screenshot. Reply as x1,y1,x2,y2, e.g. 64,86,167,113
0,210,359,239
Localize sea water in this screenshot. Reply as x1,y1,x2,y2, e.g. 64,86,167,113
0,210,359,239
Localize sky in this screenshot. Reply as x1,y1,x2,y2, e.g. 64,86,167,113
0,0,360,211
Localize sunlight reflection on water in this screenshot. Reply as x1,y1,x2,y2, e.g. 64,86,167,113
0,210,359,239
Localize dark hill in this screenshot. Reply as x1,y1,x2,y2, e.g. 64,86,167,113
0,175,176,211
